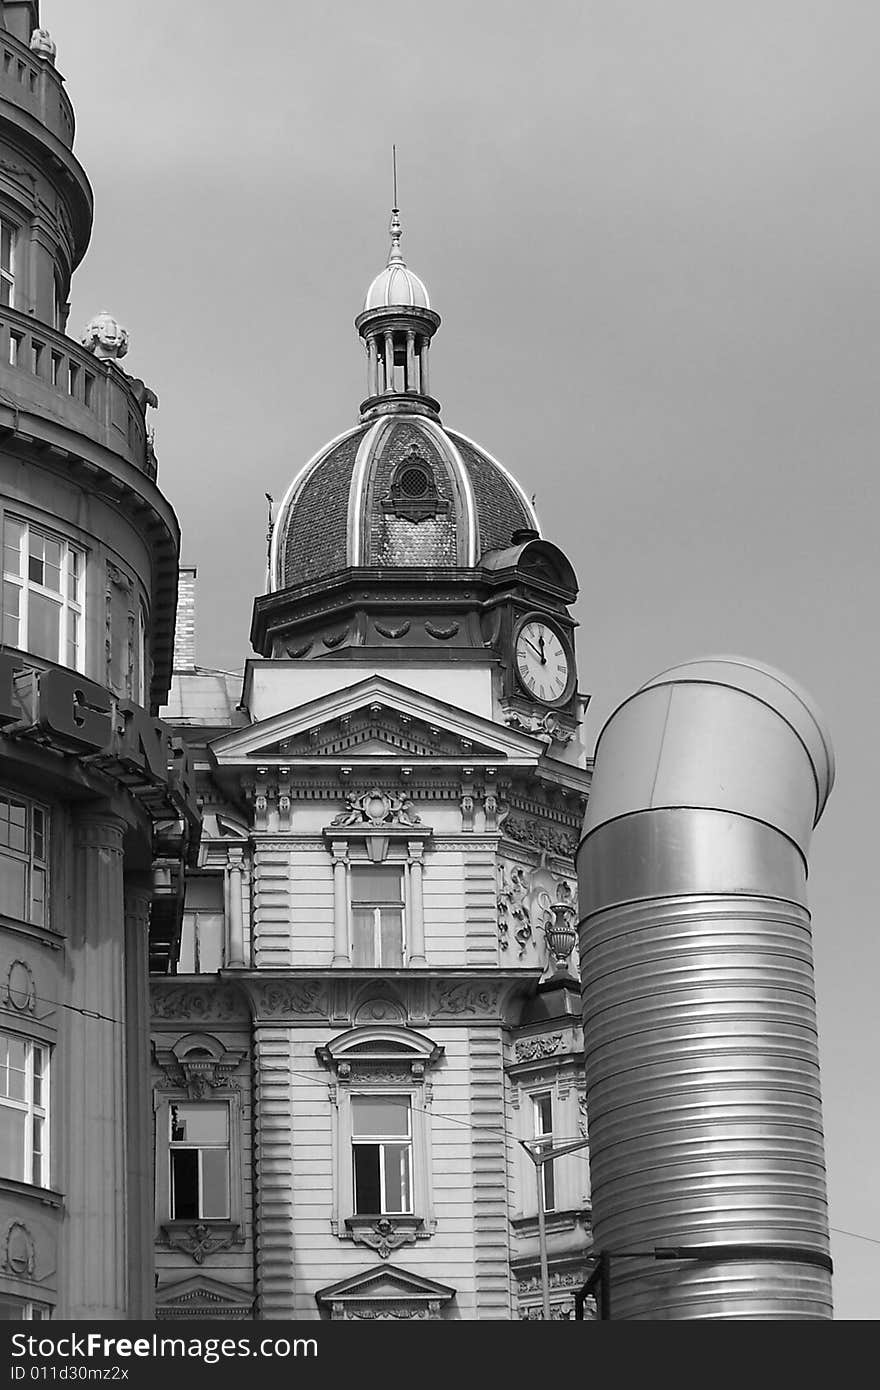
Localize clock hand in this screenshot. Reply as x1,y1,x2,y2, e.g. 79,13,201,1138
522,638,544,660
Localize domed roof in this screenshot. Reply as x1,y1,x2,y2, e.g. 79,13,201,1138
363,209,430,311
269,414,539,590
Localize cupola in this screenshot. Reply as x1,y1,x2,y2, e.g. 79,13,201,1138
355,207,441,421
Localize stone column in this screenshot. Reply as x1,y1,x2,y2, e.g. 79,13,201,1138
226,851,246,968
384,331,396,391
331,842,350,965
407,841,427,967
123,872,154,1318
59,809,128,1318
405,330,416,392
419,339,430,397
367,337,379,396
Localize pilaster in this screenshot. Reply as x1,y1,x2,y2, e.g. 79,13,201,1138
123,872,154,1318
58,809,128,1318
253,1026,297,1318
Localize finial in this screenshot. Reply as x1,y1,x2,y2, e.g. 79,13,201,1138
387,144,404,265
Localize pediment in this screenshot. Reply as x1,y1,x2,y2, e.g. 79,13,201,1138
155,1274,254,1318
314,1262,456,1305
209,675,545,770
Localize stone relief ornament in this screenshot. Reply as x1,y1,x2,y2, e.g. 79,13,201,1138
81,312,129,362
331,787,421,827
345,1217,420,1260
30,29,57,61
2,1222,35,1278
504,708,574,746
161,1222,240,1265
497,864,532,955
430,983,500,1017
2,959,36,1014
503,814,577,858
498,863,578,960
515,1034,563,1062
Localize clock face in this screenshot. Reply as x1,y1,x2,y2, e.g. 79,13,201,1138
514,620,571,704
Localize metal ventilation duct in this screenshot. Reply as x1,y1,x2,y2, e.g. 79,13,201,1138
577,656,835,1319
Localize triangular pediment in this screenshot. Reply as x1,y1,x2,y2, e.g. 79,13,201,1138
155,1274,254,1317
315,1262,456,1304
209,674,546,770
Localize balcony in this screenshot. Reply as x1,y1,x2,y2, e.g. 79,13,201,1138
0,306,154,479
0,27,74,150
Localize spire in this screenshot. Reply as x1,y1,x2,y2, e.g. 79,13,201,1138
387,145,404,266
356,153,441,420
387,207,404,266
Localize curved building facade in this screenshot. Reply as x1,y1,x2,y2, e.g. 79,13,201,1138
0,3,197,1320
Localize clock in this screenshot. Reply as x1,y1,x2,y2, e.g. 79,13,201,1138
514,618,571,704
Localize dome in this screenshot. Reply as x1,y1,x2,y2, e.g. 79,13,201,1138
362,208,430,311
364,261,430,311
269,414,539,590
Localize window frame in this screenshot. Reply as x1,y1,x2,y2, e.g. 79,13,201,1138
0,218,15,308
167,1099,231,1221
1,515,85,672
0,1031,49,1188
319,1024,443,1246
532,1090,556,1213
153,1036,246,1239
0,1296,51,1320
350,1092,414,1216
349,862,406,968
0,790,49,927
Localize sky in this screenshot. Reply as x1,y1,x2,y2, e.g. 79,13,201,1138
45,0,878,1318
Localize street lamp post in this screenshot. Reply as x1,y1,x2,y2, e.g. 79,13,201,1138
519,1135,591,1320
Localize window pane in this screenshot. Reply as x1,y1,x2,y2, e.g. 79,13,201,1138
194,914,224,973
3,519,23,576
380,907,403,966
0,227,11,273
352,1095,410,1136
350,867,404,904
177,917,196,973
30,867,46,926
351,907,375,968
170,1103,228,1144
0,1109,26,1180
27,592,60,662
0,857,27,920
382,1143,412,1212
170,1149,199,1219
353,1144,381,1213
0,583,19,646
200,1149,229,1218
535,1094,553,1135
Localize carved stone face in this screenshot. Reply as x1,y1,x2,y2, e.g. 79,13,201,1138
81,312,129,361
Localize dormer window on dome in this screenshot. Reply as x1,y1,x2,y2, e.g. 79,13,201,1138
382,447,450,523
355,208,441,422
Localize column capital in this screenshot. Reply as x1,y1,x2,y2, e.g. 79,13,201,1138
72,806,128,853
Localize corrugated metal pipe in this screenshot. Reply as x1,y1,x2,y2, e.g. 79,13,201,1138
577,656,835,1319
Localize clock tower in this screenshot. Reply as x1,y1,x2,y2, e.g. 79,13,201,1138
157,202,593,1320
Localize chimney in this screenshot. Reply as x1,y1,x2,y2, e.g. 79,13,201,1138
173,566,197,671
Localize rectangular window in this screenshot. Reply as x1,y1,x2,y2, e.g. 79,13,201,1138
0,1299,50,1320
533,1092,555,1212
0,793,48,926
0,1033,49,1187
178,877,224,974
1,516,85,671
0,221,14,307
350,865,404,968
169,1102,230,1220
351,1094,412,1215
